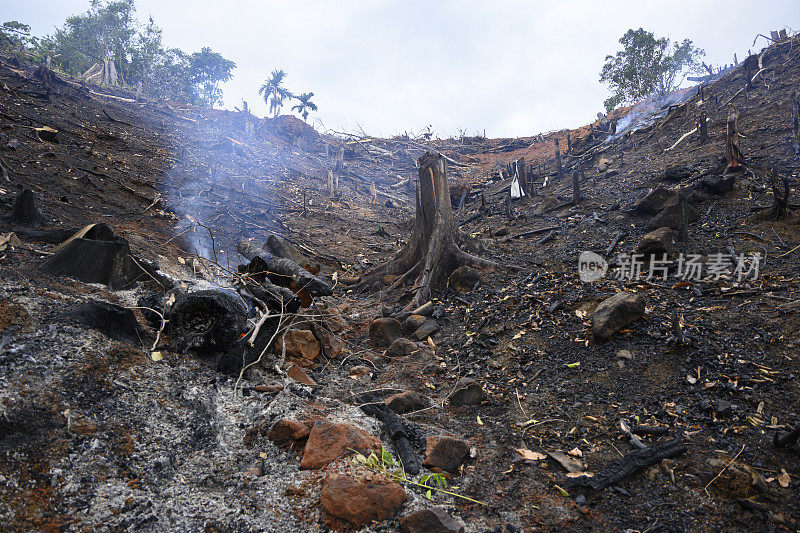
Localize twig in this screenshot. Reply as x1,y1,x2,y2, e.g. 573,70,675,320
704,444,745,496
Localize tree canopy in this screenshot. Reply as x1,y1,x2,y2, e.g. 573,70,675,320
3,0,235,107
599,28,705,112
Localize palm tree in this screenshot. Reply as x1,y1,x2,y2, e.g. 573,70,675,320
258,69,292,117
291,92,318,122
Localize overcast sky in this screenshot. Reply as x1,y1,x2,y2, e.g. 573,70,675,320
3,1,798,137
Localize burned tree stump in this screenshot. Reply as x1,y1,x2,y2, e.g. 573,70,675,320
756,170,790,220
349,152,498,308
9,189,41,227
572,169,582,205
167,290,248,355
725,109,745,173
41,223,145,290
697,110,708,144
554,138,564,182
516,157,529,196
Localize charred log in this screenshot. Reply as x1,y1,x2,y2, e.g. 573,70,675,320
356,392,421,475
237,238,332,297
167,290,248,356
565,438,687,491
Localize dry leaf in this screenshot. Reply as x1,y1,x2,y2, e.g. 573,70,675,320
778,469,791,488
568,447,583,457
516,448,546,461
565,472,594,478
476,415,483,426
150,351,163,361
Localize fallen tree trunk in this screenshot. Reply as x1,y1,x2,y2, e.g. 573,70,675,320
348,152,500,308
237,238,332,297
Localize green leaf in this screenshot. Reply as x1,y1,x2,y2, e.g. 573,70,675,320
426,489,432,500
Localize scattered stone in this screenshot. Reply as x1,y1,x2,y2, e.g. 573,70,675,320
423,436,470,473
716,399,734,418
597,157,612,172
700,174,736,195
369,317,403,348
287,363,317,386
591,292,646,340
320,473,406,528
646,202,699,231
315,326,345,358
243,462,264,477
490,226,509,237
399,507,465,533
413,318,440,340
448,378,484,406
349,365,372,378
300,419,381,470
631,187,676,215
636,227,675,258
449,265,481,293
662,166,692,182
385,338,423,358
275,329,320,365
385,391,428,414
403,314,426,332
6,138,19,150
267,419,310,448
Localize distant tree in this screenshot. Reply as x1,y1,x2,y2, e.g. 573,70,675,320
599,28,704,112
291,92,317,121
0,21,35,52
188,47,236,107
259,69,293,116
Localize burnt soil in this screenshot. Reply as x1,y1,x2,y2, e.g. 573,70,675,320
1,36,800,532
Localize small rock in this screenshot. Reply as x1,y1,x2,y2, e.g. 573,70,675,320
490,226,509,237
386,391,428,414
597,157,612,172
591,292,645,340
449,266,481,294
423,436,470,473
448,378,484,406
275,329,320,365
385,338,423,358
243,461,263,477
700,174,736,195
399,507,465,533
631,187,676,215
413,319,439,340
369,317,403,348
662,166,692,182
315,327,345,359
6,138,19,150
300,419,381,470
716,399,734,418
403,314,426,332
320,473,406,528
636,227,675,258
646,202,699,231
267,419,310,447
287,363,317,386
349,365,372,378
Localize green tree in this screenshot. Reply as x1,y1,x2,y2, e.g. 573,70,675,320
188,47,236,107
599,28,704,112
0,21,35,52
259,69,293,116
291,92,317,121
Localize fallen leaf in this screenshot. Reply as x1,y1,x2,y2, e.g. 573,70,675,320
778,469,791,487
565,472,594,478
568,447,583,457
516,448,546,461
686,375,697,384
565,362,580,369
150,351,163,361
476,415,483,426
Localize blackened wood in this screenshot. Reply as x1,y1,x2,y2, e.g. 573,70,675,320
356,392,420,475
10,189,41,227
554,138,564,182
41,236,144,290
167,290,247,355
565,438,687,491
237,238,332,296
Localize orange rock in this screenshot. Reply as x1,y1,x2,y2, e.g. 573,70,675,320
321,473,406,528
287,363,317,386
300,419,380,470
275,329,320,365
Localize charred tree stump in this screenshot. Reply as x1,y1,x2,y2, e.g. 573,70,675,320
9,189,41,227
697,110,708,144
554,138,564,182
349,153,499,308
516,157,529,196
758,171,790,220
167,290,248,357
792,92,799,158
571,169,582,204
677,189,689,242
725,109,745,173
